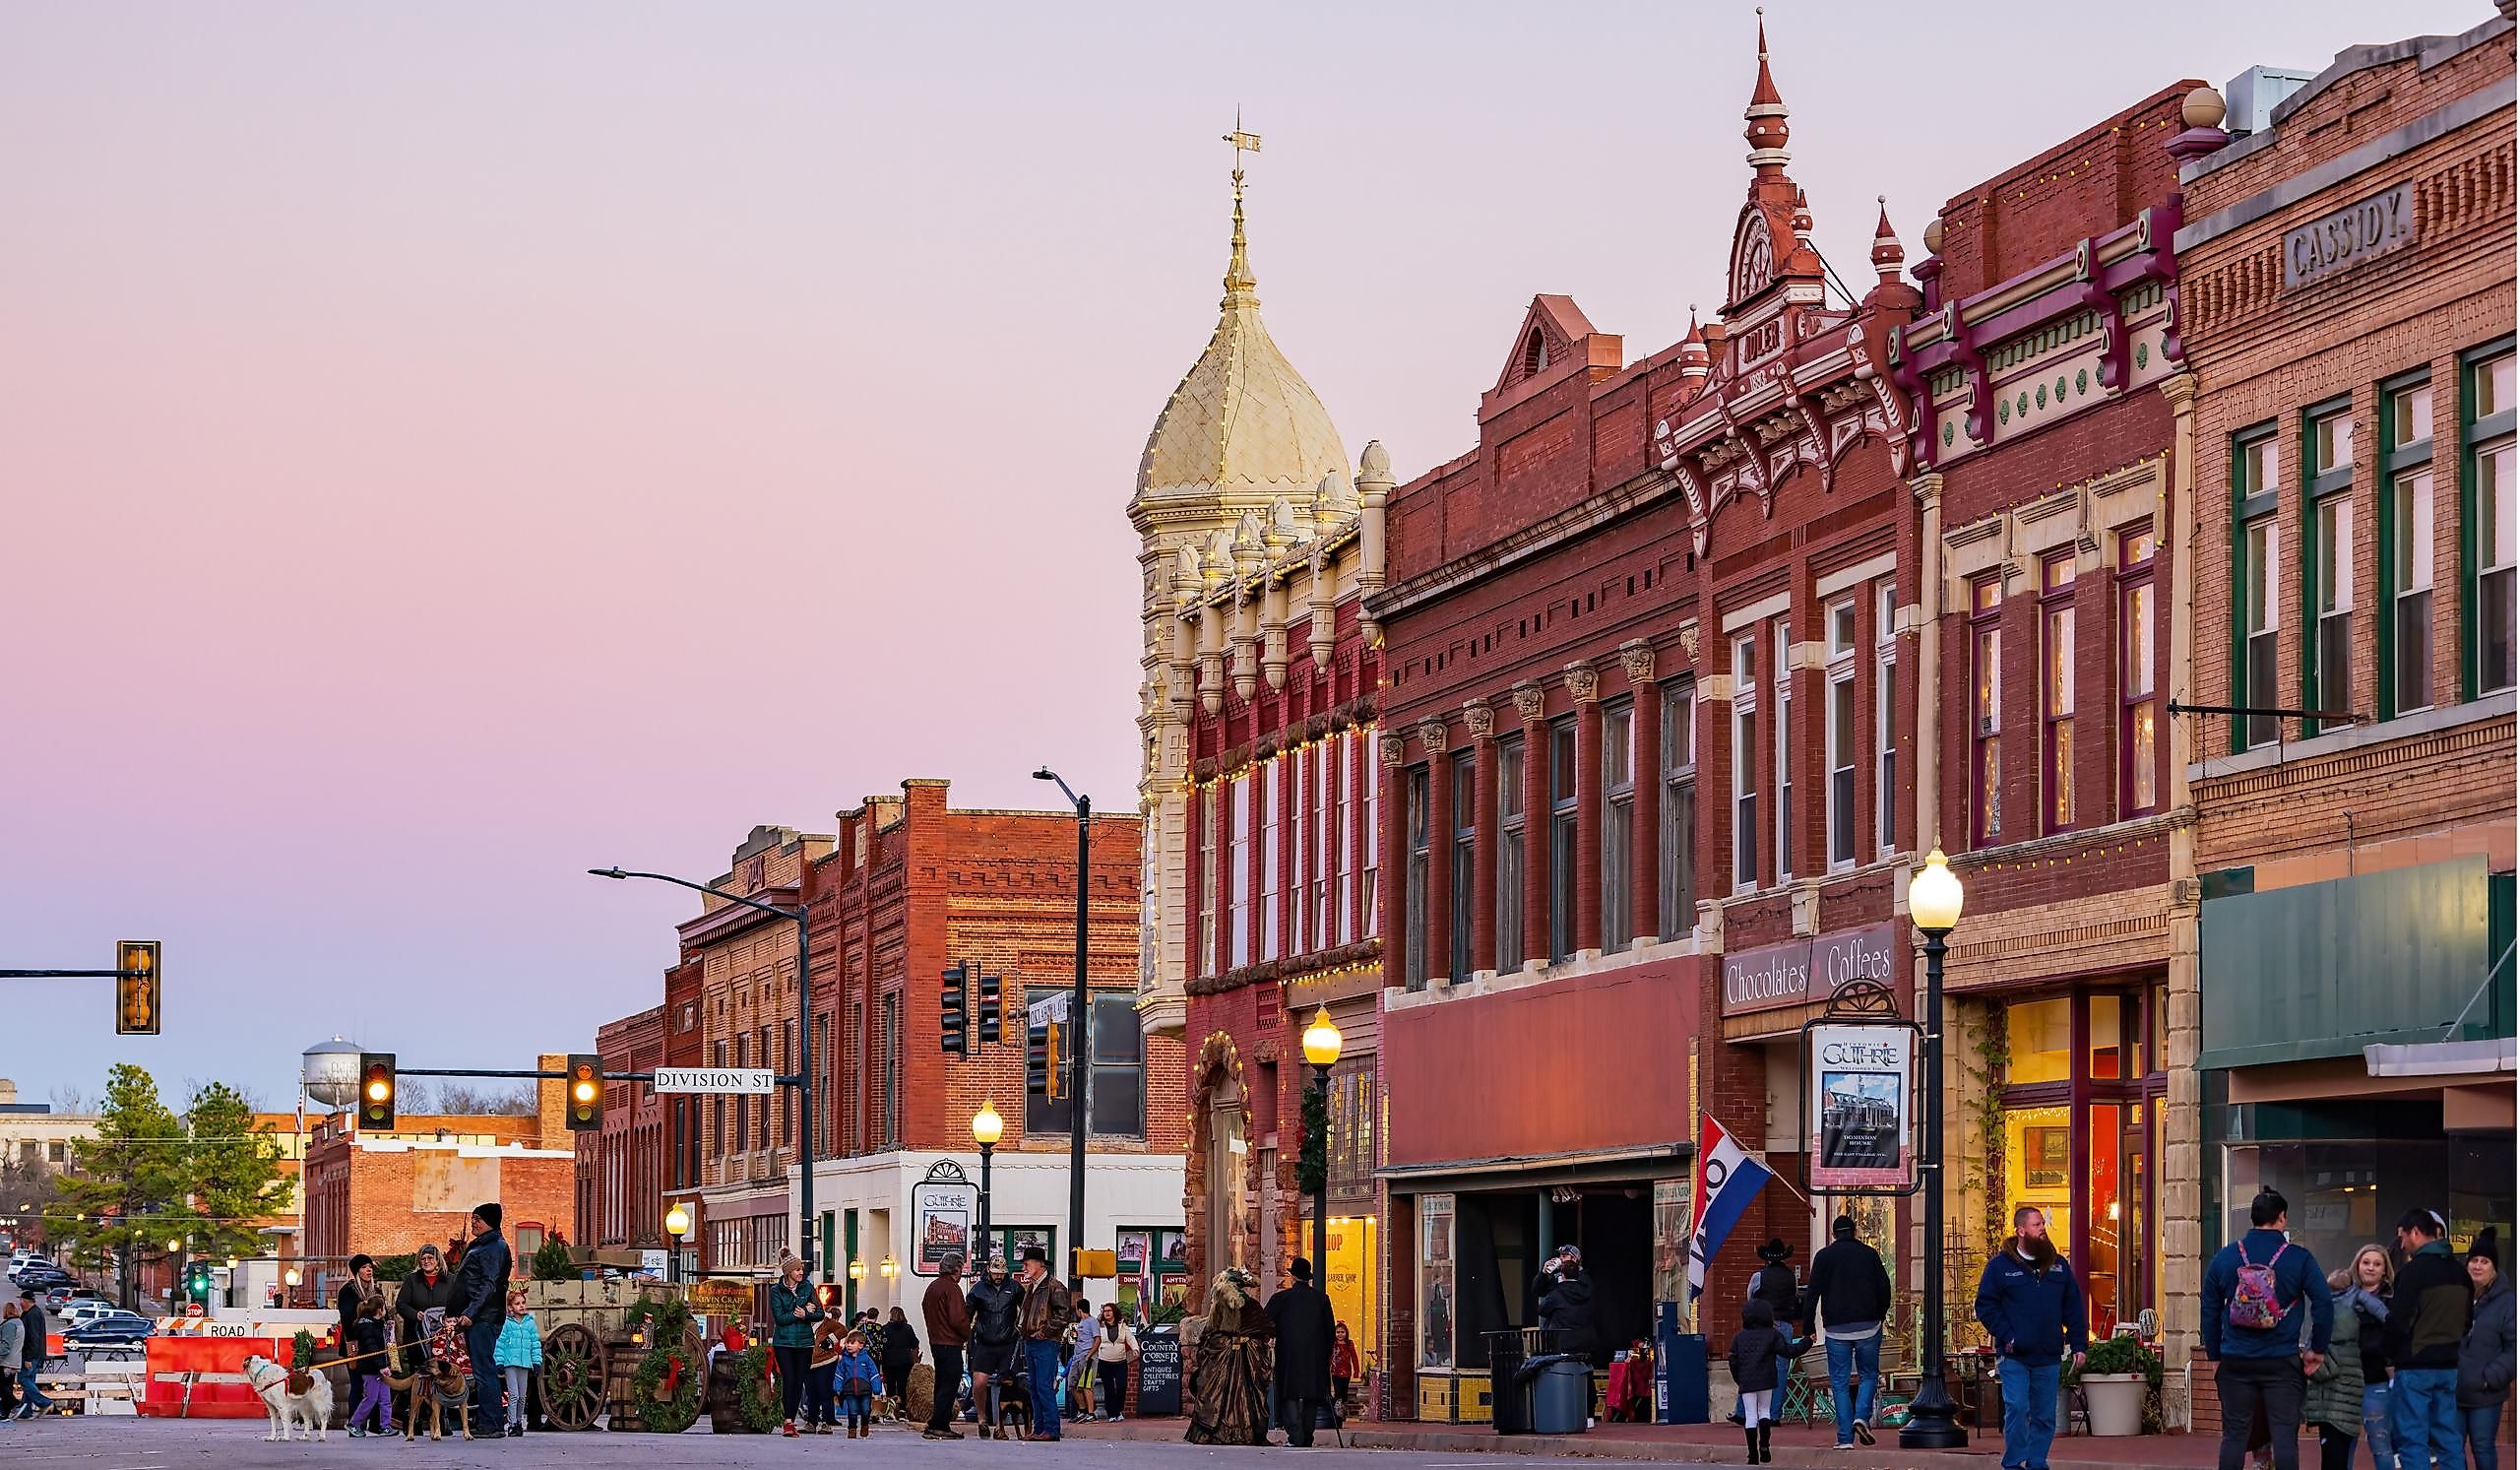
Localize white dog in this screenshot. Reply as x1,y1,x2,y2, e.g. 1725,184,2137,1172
241,1354,334,1442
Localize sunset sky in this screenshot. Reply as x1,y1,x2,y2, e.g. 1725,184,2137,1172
2,0,2483,1106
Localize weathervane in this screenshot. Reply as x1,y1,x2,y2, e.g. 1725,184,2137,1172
1223,108,1263,195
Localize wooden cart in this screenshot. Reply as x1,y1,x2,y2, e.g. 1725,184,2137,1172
514,1278,702,1433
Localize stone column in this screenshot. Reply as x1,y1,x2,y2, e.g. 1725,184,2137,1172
1513,680,1549,969
2160,371,2204,1421
1464,698,1499,975
1419,716,1453,985
1568,660,1603,957
1621,640,1662,945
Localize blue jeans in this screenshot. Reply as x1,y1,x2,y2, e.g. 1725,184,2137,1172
1824,1333,1881,1444
467,1319,506,1436
1024,1339,1063,1440
1996,1357,2060,1470
2389,1368,2458,1470
2462,1404,2501,1470
2361,1381,2394,1470
18,1364,51,1412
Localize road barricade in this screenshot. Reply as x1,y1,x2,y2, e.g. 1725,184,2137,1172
140,1312,339,1419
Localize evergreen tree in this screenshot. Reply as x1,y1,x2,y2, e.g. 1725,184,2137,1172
181,1081,288,1264
52,1064,184,1308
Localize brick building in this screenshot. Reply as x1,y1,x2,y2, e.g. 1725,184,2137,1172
574,1003,664,1257
1364,24,1922,1420
1127,144,1391,1352
301,1061,577,1301
1884,80,2204,1374
2174,8,2515,1346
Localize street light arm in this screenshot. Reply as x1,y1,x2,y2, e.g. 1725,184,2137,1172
1031,767,1085,812
590,867,804,921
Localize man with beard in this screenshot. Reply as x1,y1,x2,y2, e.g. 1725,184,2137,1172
1974,1207,2087,1470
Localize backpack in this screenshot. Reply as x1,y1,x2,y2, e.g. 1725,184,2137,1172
2227,1241,2293,1332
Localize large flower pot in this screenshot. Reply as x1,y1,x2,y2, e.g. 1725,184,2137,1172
2081,1374,2146,1437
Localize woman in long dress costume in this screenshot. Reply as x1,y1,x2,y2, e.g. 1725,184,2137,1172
1185,1269,1274,1445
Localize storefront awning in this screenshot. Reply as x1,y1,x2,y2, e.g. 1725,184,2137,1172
1378,1141,1692,1193
2364,1037,2518,1076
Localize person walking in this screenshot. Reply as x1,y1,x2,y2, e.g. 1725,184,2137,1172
1804,1214,1893,1448
1266,1257,1335,1447
394,1244,458,1428
1750,1239,1801,1415
1727,1298,1799,1465
877,1306,919,1426
768,1254,816,1437
1016,1246,1073,1441
1329,1321,1361,1419
2458,1230,2512,1470
1976,1205,2090,1470
804,1300,845,1434
2204,1187,2333,1470
921,1251,971,1440
14,1296,51,1419
2339,1245,2396,1470
2306,1268,2370,1470
2386,1207,2470,1470
1090,1302,1138,1422
1540,1245,1601,1364
1185,1269,1273,1446
445,1203,514,1438
965,1255,1022,1437
0,1301,25,1422
491,1287,541,1438
336,1253,379,1426
829,1328,883,1439
1062,1300,1096,1421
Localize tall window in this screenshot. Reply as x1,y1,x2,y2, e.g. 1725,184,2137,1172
1335,731,1354,945
2468,350,2516,695
1548,719,1578,962
1497,735,1526,971
1290,748,1308,956
1404,765,1429,990
1732,635,1758,890
1450,750,1476,980
2120,532,2159,814
879,992,900,1149
1228,773,1250,968
1197,787,1217,975
1970,578,2002,845
2312,492,2354,727
1310,739,1332,950
1659,683,1695,938
1825,600,1857,868
1774,620,1794,881
1874,581,1898,855
2042,554,2076,833
1089,991,1145,1137
2378,382,2434,718
1360,733,1380,938
2243,515,2282,745
1259,759,1281,959
1602,700,1634,950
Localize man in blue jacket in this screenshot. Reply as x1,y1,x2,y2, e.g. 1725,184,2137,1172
2202,1187,2331,1470
1975,1206,2087,1470
446,1203,514,1438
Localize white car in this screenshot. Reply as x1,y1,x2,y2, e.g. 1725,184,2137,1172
57,1301,119,1328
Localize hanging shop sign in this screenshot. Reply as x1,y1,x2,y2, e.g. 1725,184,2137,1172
1722,922,1900,1016
910,1160,979,1277
1797,979,1922,1195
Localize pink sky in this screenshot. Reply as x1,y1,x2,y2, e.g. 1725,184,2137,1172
0,1,2482,1105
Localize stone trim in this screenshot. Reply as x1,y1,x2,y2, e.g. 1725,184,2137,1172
2186,690,2517,789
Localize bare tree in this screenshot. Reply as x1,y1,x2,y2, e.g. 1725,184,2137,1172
48,1084,89,1116
428,1084,533,1115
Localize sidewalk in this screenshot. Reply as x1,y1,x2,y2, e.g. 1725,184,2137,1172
1063,1415,2221,1466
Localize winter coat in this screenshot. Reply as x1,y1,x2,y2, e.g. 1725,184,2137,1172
922,1275,972,1349
395,1265,458,1349
1266,1279,1336,1400
769,1280,818,1348
1728,1322,1797,1393
966,1275,1023,1347
19,1303,46,1364
2304,1290,2369,1435
828,1347,883,1399
879,1320,920,1374
0,1316,25,1371
494,1312,543,1369
1975,1249,2089,1366
1804,1236,1893,1337
451,1229,511,1325
1019,1271,1073,1342
2203,1230,2332,1360
2386,1241,2472,1372
2349,1284,2392,1382
2458,1274,2513,1409
1539,1267,1601,1362
350,1314,391,1367
1750,1262,1800,1322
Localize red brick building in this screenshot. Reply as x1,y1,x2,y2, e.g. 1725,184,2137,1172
1365,24,1922,1420
1883,80,2204,1364
574,1003,664,1257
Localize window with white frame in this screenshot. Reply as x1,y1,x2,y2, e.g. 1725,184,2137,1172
1659,683,1695,939
1548,719,1578,961
1774,619,1793,881
1290,746,1307,955
2041,553,2076,833
1602,699,1634,949
1825,599,1857,869
1874,581,1897,855
1732,634,1758,890
2120,532,2159,815
2391,471,2432,716
1497,734,1526,970
1259,759,1280,959
1450,750,1476,979
1360,730,1379,938
2468,350,2515,694
1197,786,1217,975
1970,577,2002,846
2313,492,2354,725
2243,515,2282,745
1311,738,1333,949
1403,764,1429,990
1228,773,1250,966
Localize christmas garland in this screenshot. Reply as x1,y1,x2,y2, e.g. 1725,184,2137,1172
621,1298,699,1433
730,1344,782,1433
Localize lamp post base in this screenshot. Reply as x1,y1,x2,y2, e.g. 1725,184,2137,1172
1897,1371,1969,1449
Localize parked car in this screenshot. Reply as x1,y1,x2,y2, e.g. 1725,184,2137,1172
57,1301,120,1328
65,1313,153,1348
18,1273,75,1296
13,1256,60,1280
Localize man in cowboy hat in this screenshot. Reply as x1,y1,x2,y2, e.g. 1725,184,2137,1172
1748,1240,1801,1420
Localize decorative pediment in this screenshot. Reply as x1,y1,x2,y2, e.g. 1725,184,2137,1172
1492,294,1600,395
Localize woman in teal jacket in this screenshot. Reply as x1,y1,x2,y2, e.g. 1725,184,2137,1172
769,1256,819,1437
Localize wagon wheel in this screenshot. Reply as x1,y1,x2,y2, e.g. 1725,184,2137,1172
538,1322,606,1432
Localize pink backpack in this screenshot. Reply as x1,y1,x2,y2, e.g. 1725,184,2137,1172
2226,1241,2292,1332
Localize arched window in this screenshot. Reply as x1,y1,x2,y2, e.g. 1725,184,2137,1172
1523,327,1547,378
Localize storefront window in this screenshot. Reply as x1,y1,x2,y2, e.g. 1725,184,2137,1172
2004,1103,2074,1254
1419,1194,1456,1370
2088,994,2124,1080
2007,998,2072,1084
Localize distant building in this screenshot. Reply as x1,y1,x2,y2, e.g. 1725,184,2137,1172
574,1004,665,1258
0,1079,99,1177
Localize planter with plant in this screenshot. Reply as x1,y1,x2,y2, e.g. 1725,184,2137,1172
2068,1332,2162,1436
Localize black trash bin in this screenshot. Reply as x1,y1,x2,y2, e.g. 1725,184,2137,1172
1520,1354,1592,1436
1485,1327,1563,1436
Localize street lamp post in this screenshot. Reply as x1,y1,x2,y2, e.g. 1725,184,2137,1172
1899,848,1968,1451
1032,767,1092,1291
1299,1006,1343,1275
972,1103,1002,1268
594,866,817,1278
665,1203,691,1286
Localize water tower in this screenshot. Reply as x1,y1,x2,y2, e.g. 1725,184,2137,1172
301,1037,364,1111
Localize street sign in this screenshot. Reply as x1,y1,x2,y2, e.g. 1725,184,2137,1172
684,1279,754,1316
653,1067,775,1095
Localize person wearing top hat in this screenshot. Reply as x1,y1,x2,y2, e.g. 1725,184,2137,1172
1267,1258,1335,1446
2459,1229,2512,1470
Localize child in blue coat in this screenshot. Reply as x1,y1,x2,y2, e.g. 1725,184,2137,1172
828,1330,884,1439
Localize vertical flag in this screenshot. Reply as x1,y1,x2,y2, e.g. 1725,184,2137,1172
1685,1114,1775,1302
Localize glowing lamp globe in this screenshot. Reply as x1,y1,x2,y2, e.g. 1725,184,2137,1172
1301,1006,1344,1068
665,1203,691,1239
1908,848,1966,933
971,1101,1004,1147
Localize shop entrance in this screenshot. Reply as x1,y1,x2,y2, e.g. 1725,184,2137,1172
1449,1185,1651,1369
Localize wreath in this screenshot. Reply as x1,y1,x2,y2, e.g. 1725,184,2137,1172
622,1297,699,1433
730,1344,782,1434
287,1328,320,1395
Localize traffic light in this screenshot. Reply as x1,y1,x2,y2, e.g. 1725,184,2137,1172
357,1053,396,1129
977,973,1002,1045
1026,1017,1048,1096
1045,1020,1065,1100
184,1260,213,1300
940,963,969,1055
565,1055,602,1131
115,940,161,1036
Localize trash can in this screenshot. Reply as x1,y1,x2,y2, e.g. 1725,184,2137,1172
1521,1354,1592,1436
1484,1330,1532,1436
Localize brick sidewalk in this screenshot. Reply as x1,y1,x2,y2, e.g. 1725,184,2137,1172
1063,1414,2223,1466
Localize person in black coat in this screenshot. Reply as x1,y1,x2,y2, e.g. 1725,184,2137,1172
1802,1217,1892,1446
393,1244,459,1426
1539,1245,1602,1364
335,1255,379,1420
1265,1258,1336,1447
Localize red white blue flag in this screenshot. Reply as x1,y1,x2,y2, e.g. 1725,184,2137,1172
1685,1114,1774,1302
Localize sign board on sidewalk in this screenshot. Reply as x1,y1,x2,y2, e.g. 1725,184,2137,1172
639,1249,668,1278
1806,1022,1916,1191
653,1067,776,1095
683,1279,755,1316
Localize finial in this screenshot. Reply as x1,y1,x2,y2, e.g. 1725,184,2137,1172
1744,7,1789,163
1222,113,1264,305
